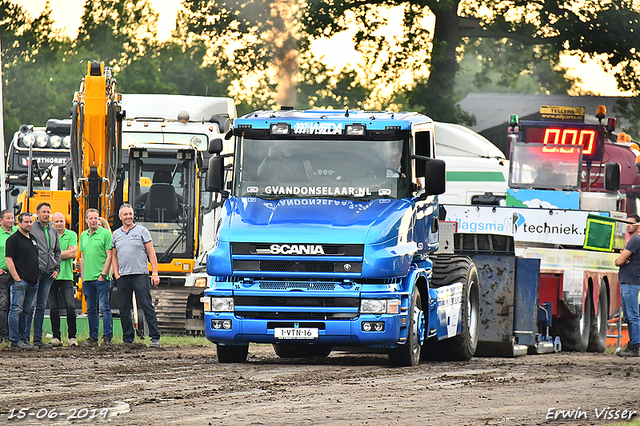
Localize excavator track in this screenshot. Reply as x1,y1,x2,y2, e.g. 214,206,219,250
151,288,201,335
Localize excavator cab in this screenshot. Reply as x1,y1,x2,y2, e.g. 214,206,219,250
127,146,198,265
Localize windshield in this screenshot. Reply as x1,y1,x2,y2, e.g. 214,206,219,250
509,142,582,190
129,155,196,262
233,138,408,200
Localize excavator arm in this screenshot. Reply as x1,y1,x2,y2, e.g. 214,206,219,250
70,61,123,235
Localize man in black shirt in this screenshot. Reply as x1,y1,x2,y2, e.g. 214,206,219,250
5,213,39,349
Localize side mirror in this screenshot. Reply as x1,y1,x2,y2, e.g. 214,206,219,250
208,138,223,155
605,162,620,191
424,158,446,195
412,155,446,195
206,156,225,192
210,114,231,133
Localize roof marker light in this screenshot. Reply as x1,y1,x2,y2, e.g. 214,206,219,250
178,111,190,123
270,123,290,135
345,124,366,136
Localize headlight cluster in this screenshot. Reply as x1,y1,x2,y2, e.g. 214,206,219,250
201,296,234,312
360,299,401,315
21,132,71,149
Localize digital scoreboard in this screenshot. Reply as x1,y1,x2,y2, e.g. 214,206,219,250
520,121,604,162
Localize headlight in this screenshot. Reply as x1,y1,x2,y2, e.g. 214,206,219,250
35,133,48,147
361,299,387,314
210,297,234,312
194,277,207,287
22,134,35,147
50,135,62,148
360,299,400,314
62,135,71,149
190,136,205,150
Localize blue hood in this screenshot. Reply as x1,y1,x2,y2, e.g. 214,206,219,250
218,197,413,245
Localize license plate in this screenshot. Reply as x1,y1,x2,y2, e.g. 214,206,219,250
274,328,319,340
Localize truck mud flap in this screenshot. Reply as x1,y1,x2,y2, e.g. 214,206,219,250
470,255,540,357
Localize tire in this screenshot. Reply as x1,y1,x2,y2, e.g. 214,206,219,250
272,344,332,358
587,288,608,353
423,255,479,361
552,294,591,352
216,344,249,363
389,289,424,367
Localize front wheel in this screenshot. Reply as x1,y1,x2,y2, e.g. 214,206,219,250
389,289,424,367
423,255,479,361
217,344,249,363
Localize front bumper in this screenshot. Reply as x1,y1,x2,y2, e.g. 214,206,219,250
204,312,407,347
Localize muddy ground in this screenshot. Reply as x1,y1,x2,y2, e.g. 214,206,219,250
0,343,639,426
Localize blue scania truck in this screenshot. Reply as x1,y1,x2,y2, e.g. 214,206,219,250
201,109,480,366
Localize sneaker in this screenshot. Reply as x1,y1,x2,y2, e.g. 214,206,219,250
616,344,640,357
81,338,99,347
101,336,113,346
12,341,35,350
68,338,78,347
50,338,63,347
148,339,161,348
33,340,52,349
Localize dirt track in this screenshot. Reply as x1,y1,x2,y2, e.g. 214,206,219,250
1,343,639,425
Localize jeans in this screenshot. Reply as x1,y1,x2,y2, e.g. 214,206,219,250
26,272,55,343
117,274,160,343
49,280,77,339
0,273,11,339
621,283,640,346
8,280,39,344
83,279,113,340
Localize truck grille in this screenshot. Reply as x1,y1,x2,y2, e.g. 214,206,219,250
234,296,359,320
232,243,363,256
261,260,334,273
233,260,362,273
242,312,356,320
258,281,338,291
235,296,358,307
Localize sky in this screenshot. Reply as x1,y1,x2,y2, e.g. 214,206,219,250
19,0,630,97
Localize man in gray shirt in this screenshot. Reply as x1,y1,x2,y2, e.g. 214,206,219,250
28,202,61,348
111,203,161,347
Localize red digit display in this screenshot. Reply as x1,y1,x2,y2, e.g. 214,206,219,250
523,123,602,161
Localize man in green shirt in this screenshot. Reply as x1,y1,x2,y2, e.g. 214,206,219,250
79,208,113,346
0,209,17,343
48,212,78,347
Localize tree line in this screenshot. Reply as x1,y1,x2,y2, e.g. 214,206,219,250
2,0,639,144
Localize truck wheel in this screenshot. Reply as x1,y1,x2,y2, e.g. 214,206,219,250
587,289,608,353
389,289,424,367
552,294,591,352
423,255,479,361
272,344,332,358
216,344,249,363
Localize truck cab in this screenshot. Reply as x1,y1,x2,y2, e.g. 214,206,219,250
203,109,480,365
